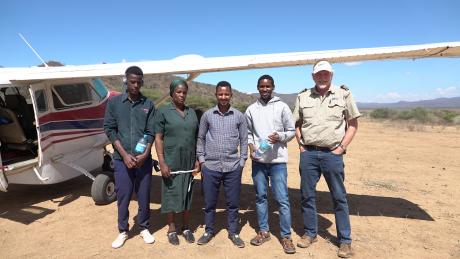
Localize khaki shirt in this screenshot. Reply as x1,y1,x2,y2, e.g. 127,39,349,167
293,85,361,149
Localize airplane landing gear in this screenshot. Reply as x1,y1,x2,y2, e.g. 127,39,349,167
91,173,116,205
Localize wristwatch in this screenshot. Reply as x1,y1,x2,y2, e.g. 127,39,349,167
339,144,346,151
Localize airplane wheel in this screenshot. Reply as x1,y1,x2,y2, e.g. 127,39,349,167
102,153,114,172
91,173,116,205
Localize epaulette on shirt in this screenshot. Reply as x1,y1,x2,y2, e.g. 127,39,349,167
339,85,351,98
340,85,349,91
299,88,309,94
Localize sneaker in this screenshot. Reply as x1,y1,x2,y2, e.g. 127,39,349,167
197,232,213,245
167,231,180,246
250,231,271,246
281,237,296,254
182,229,195,243
337,243,353,258
297,235,317,248
111,232,128,249
228,233,245,248
140,229,155,244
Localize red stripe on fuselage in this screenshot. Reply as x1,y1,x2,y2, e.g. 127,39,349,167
38,99,108,124
41,131,106,151
40,129,104,142
37,91,120,125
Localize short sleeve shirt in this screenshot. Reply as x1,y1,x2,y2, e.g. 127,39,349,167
292,85,361,148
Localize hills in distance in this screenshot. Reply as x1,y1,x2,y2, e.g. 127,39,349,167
103,74,460,110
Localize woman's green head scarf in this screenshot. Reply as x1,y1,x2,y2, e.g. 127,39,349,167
169,79,188,97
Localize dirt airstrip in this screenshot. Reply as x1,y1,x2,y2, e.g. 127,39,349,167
1,119,459,258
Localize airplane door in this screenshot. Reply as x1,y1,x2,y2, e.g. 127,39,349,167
0,141,8,192
29,83,48,166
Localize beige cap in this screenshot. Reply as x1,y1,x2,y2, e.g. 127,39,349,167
312,60,333,74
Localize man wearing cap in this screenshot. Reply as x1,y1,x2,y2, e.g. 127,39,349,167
293,60,360,258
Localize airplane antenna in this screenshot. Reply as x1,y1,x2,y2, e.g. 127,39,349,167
18,33,48,67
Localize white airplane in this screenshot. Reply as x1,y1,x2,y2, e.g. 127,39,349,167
0,41,459,204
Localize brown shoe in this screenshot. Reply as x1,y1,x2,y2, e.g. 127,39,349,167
250,231,271,246
337,243,353,258
281,237,296,254
297,235,318,248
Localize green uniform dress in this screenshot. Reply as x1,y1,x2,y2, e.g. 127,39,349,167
154,103,198,213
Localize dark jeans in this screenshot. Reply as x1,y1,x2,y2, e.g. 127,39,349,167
201,165,242,235
114,158,152,233
299,149,351,244
252,161,292,238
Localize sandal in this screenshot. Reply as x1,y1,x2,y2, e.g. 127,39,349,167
250,231,271,246
182,229,195,243
167,231,180,245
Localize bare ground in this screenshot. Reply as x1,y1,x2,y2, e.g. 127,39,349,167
1,119,459,258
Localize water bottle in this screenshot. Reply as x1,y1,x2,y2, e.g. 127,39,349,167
134,134,148,155
254,139,272,159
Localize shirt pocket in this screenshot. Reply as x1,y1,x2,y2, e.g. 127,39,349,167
300,98,316,119
327,98,345,121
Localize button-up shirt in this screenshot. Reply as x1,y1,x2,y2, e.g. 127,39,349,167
103,92,155,160
293,85,361,149
197,105,248,172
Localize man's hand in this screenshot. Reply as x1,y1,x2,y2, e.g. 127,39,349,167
299,145,305,153
193,161,201,176
134,153,148,168
268,132,280,144
122,154,138,169
249,143,260,161
331,146,345,155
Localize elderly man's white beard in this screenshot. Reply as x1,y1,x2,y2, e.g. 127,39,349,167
316,84,329,90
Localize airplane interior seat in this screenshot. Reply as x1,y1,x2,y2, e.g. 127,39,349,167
0,107,27,144
0,107,37,154
5,94,36,139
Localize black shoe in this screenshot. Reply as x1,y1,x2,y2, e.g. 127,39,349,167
167,231,180,245
228,233,245,248
197,232,213,245
182,229,195,243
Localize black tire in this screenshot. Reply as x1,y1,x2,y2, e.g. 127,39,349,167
91,173,116,205
102,153,114,172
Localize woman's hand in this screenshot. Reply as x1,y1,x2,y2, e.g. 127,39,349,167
159,161,171,178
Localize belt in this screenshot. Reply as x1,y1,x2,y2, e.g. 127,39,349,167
304,145,332,152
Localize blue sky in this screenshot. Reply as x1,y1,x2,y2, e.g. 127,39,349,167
1,0,459,102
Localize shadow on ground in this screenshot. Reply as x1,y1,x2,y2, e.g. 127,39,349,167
0,174,433,234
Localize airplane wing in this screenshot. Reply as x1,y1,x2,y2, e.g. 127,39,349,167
3,41,460,83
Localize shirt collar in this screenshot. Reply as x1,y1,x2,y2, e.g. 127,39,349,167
311,84,337,95
168,102,189,113
121,92,146,103
212,105,234,116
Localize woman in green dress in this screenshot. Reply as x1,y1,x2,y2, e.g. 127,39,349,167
154,79,199,245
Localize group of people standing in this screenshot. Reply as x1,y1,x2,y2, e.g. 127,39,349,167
103,60,360,258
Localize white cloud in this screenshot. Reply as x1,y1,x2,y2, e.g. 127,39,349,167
436,86,458,97
344,62,362,66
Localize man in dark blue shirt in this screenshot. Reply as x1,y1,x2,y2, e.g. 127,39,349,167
103,66,156,248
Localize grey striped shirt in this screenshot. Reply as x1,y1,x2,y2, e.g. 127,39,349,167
197,106,248,172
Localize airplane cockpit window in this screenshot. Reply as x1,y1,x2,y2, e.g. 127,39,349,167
52,83,99,110
92,78,108,99
34,89,48,112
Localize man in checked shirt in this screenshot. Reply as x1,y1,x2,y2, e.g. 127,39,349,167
196,81,248,248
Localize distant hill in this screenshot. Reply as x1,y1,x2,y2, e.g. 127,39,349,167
102,75,460,110
252,92,460,110
357,97,460,109
103,74,257,111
